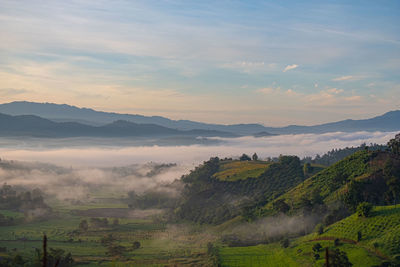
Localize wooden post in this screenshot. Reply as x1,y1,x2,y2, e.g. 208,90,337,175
42,234,47,267
325,247,329,267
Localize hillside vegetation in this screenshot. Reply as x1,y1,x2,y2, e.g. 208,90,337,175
175,156,306,224
219,205,400,266
268,150,400,213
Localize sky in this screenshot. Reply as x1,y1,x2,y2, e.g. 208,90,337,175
0,0,399,126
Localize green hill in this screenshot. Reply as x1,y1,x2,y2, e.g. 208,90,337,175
175,156,306,224
267,150,400,213
219,205,400,266
213,161,271,181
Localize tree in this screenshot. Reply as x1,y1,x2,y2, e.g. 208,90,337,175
388,134,400,155
312,243,322,252
280,238,289,248
356,202,373,218
132,241,141,250
303,163,312,176
252,153,259,161
325,248,352,267
272,199,290,214
239,154,251,161
79,219,88,232
357,231,362,242
315,224,324,235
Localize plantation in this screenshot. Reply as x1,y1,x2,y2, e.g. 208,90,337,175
219,205,400,266
213,160,270,181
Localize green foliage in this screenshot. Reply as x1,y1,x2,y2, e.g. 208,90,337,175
252,153,259,161
132,241,141,250
312,242,322,252
315,224,324,235
280,238,289,248
0,184,51,216
176,156,305,224
303,163,312,177
388,134,400,155
272,151,400,219
320,205,400,256
213,160,270,181
326,248,352,267
357,202,373,218
240,154,251,161
302,143,386,166
272,199,290,214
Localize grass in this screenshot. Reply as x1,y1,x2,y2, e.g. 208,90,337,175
0,210,213,266
0,209,24,219
318,205,400,257
219,238,382,266
219,205,400,266
213,161,270,181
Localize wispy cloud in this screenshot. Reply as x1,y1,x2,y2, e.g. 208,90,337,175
0,88,30,96
283,64,298,72
332,75,364,81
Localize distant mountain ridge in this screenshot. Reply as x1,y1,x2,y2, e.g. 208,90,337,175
0,113,235,138
0,101,399,134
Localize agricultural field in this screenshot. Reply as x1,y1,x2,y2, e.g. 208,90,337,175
0,198,216,266
213,160,270,181
218,205,400,266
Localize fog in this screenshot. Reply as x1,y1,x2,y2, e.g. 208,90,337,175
0,131,395,201
0,131,395,167
0,160,186,200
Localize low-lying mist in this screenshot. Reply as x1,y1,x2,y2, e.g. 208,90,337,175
0,160,186,200
0,131,394,202
0,131,395,167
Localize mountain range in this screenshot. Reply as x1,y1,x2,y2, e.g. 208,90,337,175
0,101,399,137
0,113,235,138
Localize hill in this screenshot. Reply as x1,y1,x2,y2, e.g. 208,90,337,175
175,156,306,224
218,205,400,266
269,150,400,214
0,113,235,138
1,101,400,134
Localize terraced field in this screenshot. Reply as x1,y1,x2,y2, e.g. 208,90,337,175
218,205,400,266
213,161,270,181
320,205,400,257
0,200,215,266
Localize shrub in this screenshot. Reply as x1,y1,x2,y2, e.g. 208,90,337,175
280,238,289,248
312,243,322,252
357,202,373,218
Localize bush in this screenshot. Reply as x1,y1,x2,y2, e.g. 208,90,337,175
315,224,324,235
280,238,289,248
357,202,373,218
312,243,322,252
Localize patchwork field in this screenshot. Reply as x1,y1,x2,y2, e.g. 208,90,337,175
213,161,271,181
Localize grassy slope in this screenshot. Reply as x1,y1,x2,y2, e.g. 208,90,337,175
213,161,270,181
266,150,375,210
219,205,400,266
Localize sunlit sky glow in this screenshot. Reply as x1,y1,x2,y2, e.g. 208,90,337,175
0,0,399,126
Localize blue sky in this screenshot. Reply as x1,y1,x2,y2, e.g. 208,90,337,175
0,0,399,126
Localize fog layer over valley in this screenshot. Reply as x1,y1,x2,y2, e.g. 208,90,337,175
0,160,185,200
0,131,395,167
0,131,394,200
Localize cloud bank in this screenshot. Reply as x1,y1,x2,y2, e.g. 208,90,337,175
0,131,395,167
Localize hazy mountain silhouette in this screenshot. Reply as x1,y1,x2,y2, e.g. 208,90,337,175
0,113,235,138
0,101,399,135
